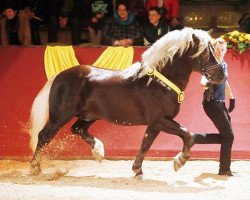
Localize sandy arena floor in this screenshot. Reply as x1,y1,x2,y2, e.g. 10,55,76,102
0,159,250,200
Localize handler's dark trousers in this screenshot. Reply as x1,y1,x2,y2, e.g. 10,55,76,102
194,101,234,172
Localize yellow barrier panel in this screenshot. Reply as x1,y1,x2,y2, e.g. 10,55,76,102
44,46,79,79
93,46,134,70
44,46,134,79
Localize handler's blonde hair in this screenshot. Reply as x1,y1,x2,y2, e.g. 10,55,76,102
213,38,227,47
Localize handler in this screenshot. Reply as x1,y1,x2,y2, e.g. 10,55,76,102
192,38,236,176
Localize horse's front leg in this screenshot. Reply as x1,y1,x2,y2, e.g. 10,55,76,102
133,126,160,177
71,118,104,162
156,117,194,171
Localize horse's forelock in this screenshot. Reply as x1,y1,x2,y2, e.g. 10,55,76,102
139,28,211,77
190,29,211,58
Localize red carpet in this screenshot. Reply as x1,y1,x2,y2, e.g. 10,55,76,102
0,46,249,160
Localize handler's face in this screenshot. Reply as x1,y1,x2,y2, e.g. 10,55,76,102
214,43,227,61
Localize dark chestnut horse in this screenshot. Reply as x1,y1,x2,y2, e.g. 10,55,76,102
28,28,225,176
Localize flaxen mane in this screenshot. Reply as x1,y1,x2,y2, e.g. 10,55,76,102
88,28,212,82
139,27,212,76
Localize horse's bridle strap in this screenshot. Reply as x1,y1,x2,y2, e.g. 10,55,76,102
147,68,184,103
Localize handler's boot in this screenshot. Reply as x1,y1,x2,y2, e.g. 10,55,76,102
190,133,196,148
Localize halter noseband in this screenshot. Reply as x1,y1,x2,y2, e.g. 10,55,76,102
198,44,222,82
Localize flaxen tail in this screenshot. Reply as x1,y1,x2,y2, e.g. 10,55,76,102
29,76,56,153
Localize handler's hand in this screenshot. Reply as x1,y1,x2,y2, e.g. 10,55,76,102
228,98,235,113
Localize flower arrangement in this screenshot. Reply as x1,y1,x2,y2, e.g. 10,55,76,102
220,31,250,54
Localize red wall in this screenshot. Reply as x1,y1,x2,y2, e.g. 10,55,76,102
0,46,249,159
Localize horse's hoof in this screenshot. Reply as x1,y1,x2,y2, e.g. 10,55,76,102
173,158,182,172
134,172,143,180
30,165,42,176
92,149,104,162
132,165,143,179
92,138,104,162
173,152,188,172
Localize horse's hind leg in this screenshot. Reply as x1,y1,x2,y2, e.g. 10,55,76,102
71,118,104,162
132,126,160,177
30,121,60,175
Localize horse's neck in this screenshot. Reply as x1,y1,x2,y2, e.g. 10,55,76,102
164,61,193,91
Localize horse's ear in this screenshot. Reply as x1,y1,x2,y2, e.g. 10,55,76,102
208,29,213,35
192,34,200,45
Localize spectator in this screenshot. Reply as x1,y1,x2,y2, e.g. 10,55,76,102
21,0,46,45
88,0,113,44
147,0,182,30
143,7,171,46
0,3,31,45
47,0,92,45
102,0,143,46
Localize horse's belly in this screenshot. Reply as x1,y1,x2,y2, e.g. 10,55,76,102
85,108,148,125
82,83,179,125
84,100,177,126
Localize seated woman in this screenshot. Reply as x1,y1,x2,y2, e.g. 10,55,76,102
102,0,143,46
1,4,31,45
143,7,171,46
